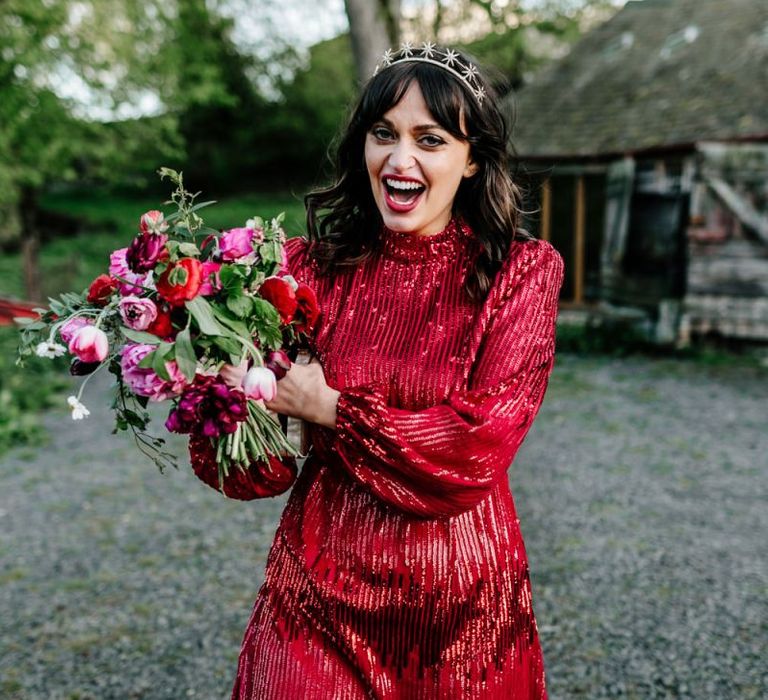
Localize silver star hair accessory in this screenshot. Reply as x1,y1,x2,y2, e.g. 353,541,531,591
372,44,486,105
421,41,437,58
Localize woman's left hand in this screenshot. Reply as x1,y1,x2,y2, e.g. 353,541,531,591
264,357,340,430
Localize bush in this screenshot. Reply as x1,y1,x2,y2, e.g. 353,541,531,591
0,326,68,455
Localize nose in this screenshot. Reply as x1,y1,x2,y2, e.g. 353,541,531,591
387,139,416,172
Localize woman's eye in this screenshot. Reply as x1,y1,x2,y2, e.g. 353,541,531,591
372,127,393,140
420,135,445,147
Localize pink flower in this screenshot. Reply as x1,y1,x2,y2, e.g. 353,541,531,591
126,231,168,273
120,343,188,402
241,366,277,401
68,326,109,363
59,317,92,345
219,227,255,261
119,296,158,330
140,210,169,235
109,248,151,295
165,375,247,437
199,261,222,296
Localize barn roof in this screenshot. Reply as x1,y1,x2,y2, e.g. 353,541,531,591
508,0,768,159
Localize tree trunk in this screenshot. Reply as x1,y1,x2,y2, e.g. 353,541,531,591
20,187,42,303
344,0,401,86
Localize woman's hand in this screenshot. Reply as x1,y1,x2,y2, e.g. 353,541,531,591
264,357,340,430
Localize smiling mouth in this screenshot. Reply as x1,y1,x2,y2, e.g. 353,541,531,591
384,178,426,205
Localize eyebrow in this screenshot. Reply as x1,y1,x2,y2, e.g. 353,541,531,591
376,117,446,133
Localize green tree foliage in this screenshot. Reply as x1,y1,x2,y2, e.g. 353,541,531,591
263,36,357,187
0,0,182,297
163,0,272,191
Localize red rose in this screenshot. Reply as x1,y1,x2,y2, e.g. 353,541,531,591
86,274,117,306
156,258,203,306
259,277,297,324
294,283,320,334
146,304,175,339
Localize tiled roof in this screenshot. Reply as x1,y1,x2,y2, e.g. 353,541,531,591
508,0,768,158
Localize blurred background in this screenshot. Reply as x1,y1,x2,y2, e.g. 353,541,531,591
0,1,766,698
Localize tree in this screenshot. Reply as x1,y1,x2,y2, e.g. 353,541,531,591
342,0,619,91
0,0,181,300
344,0,401,85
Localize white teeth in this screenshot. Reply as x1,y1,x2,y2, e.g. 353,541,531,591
385,178,424,191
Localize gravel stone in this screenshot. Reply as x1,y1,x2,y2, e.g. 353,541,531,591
0,355,765,699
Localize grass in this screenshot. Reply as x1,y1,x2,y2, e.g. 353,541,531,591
0,325,68,455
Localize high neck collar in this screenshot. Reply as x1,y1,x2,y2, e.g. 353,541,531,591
380,217,471,262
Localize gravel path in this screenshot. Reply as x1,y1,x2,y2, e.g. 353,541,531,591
0,355,766,699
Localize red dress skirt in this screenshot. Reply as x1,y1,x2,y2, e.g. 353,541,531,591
191,219,563,699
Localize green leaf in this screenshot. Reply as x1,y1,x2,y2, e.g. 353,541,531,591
174,328,197,381
251,298,280,325
152,344,172,381
178,242,201,258
219,264,246,289
212,335,243,356
122,328,162,344
186,296,227,336
257,325,283,350
209,304,251,339
124,409,149,430
226,294,254,318
186,199,217,215
138,350,156,368
168,265,189,286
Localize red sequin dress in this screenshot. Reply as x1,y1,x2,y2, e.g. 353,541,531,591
190,218,564,699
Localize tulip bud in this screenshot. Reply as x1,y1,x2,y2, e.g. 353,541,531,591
70,359,100,376
241,366,277,402
68,325,109,363
139,210,169,235
265,350,291,380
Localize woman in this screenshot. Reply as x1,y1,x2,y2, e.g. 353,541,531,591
192,43,563,699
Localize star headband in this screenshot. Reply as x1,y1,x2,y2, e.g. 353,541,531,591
373,42,486,105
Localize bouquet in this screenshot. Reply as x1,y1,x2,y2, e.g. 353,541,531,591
16,168,319,488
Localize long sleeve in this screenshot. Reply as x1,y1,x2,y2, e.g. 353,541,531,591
188,433,297,500
332,241,564,518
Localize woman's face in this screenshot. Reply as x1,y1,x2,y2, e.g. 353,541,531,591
364,82,477,236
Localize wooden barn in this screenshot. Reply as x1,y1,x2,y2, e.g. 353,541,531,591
507,0,768,344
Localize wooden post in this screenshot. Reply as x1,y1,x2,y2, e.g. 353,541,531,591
20,187,42,303
574,176,586,304
540,180,551,242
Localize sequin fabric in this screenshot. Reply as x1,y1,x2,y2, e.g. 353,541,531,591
190,218,564,699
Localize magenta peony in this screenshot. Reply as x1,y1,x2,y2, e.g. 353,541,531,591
69,326,109,363
219,227,255,261
109,248,151,295
126,231,168,273
59,317,92,345
199,261,222,296
119,296,158,330
121,343,188,401
165,375,247,437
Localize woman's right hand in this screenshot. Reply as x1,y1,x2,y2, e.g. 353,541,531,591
219,356,248,388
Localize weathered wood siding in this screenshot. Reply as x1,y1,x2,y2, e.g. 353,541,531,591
684,143,768,340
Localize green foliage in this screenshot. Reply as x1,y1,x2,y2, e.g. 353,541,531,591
556,320,651,356
0,326,67,455
264,35,357,185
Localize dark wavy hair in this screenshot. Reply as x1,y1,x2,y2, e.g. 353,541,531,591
304,47,529,301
